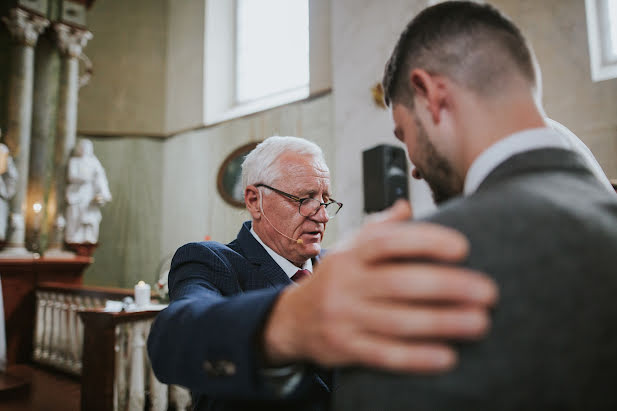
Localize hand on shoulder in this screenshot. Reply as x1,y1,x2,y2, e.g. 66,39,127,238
262,200,498,373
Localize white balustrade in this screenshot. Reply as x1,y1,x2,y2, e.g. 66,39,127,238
115,323,129,411
66,294,79,372
149,362,168,411
50,293,61,362
33,290,45,361
42,291,52,360
75,294,85,371
33,290,102,374
33,287,178,409
128,321,146,410
58,294,70,369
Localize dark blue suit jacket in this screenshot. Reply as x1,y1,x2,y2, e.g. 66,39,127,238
148,221,332,411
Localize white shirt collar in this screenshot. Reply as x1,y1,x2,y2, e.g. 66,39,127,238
464,127,569,196
250,226,312,278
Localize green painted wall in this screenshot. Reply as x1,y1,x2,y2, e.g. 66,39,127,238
82,137,164,288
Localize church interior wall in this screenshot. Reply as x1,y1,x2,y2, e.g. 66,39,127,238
83,137,164,288
494,0,617,180
76,0,336,288
2,0,615,288
83,94,335,288
76,0,168,136
331,0,617,235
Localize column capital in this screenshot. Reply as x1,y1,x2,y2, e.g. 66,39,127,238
54,22,93,58
1,8,49,47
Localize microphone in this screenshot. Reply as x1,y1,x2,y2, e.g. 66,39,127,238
260,194,304,244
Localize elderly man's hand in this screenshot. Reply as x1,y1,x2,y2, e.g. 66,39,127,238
262,200,498,373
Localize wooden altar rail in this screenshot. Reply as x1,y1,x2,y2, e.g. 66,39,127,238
32,283,191,411
79,309,192,411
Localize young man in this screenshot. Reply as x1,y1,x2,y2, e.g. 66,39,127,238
335,2,617,410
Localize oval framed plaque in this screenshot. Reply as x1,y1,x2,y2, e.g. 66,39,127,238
216,141,261,208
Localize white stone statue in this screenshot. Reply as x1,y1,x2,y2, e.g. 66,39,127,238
0,143,18,242
64,139,112,244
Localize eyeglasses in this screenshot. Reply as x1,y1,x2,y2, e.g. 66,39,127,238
255,184,343,219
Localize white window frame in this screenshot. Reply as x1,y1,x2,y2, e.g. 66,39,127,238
586,0,617,82
203,0,331,124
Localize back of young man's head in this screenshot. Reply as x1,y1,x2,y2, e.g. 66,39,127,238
383,0,536,109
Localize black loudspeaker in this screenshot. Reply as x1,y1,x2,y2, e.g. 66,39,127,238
363,144,409,213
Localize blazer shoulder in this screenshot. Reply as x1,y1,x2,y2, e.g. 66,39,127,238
172,241,243,266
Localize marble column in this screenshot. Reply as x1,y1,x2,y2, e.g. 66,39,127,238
27,31,61,254
0,8,49,257
46,23,92,256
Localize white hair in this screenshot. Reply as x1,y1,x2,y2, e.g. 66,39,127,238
241,136,327,190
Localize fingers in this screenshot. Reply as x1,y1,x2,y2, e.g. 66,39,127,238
358,222,470,264
345,336,457,373
363,264,498,307
354,303,490,340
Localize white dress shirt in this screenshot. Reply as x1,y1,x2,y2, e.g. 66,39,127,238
250,227,312,276
464,125,614,196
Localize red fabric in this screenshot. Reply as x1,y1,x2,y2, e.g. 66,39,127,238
291,269,312,283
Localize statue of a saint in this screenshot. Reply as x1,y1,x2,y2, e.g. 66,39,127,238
0,143,18,242
64,139,112,245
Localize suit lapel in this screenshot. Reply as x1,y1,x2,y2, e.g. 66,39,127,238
236,221,293,288
236,222,333,392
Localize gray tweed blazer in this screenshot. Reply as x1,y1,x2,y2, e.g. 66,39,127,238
334,148,617,411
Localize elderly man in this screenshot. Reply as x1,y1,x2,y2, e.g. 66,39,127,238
334,2,617,410
148,136,497,410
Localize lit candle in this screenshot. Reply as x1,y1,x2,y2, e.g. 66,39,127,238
33,202,42,229
134,281,151,307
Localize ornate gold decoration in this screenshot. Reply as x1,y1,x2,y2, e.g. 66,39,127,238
371,82,387,109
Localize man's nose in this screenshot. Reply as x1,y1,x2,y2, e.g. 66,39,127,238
312,204,330,222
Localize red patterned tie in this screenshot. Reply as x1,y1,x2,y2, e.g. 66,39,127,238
291,269,312,283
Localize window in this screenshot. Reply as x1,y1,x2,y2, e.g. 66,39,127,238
586,0,617,81
609,0,617,58
235,0,309,103
204,0,330,124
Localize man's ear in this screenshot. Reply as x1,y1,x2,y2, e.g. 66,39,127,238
409,69,447,124
245,186,261,220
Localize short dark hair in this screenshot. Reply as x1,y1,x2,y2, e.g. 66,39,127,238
383,1,536,108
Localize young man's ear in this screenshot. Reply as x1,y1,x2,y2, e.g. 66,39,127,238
410,69,447,124
245,186,261,220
